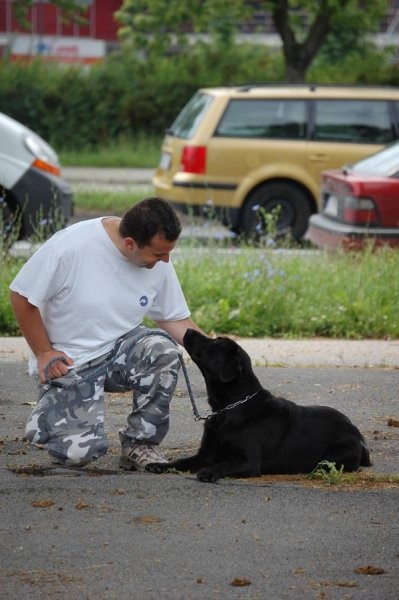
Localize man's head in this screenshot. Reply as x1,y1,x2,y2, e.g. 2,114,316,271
118,198,182,268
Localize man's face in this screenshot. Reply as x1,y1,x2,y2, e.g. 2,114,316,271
124,234,177,269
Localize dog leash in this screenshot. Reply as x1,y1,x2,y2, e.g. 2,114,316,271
44,330,205,421
44,330,261,422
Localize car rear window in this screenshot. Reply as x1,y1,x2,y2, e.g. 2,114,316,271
168,92,214,139
313,100,393,144
214,99,306,139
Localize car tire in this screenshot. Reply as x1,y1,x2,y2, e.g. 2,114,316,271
240,182,312,241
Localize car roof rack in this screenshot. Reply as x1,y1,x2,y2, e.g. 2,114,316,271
235,83,397,92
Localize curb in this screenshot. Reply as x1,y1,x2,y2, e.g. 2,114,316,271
1,336,398,368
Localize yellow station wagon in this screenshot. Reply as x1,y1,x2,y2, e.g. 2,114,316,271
153,85,399,239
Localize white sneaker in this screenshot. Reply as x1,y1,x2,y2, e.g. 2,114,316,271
119,442,168,471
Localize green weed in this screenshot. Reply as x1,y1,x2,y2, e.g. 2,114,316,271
309,461,345,485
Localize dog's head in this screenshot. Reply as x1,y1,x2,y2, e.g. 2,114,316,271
183,329,254,394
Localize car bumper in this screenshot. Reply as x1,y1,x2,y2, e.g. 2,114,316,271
11,165,73,237
306,214,399,250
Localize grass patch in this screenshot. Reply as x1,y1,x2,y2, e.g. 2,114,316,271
173,245,399,338
0,254,25,335
73,185,154,214
59,136,162,168
3,241,399,338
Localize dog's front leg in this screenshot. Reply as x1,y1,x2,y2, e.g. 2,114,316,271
197,457,261,483
146,452,208,474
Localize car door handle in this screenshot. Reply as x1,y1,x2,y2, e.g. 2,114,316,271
309,154,330,162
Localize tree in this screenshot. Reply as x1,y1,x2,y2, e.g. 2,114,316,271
116,0,388,82
268,0,387,82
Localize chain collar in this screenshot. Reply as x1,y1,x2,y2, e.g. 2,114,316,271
198,389,261,421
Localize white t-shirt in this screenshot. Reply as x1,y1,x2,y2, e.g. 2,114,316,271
10,218,190,375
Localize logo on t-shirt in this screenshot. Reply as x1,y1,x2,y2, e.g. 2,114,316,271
140,295,149,307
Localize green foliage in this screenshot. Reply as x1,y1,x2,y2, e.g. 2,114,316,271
12,0,85,29
59,136,162,168
73,186,153,213
309,43,397,84
0,256,24,336
0,43,283,151
116,0,250,52
173,245,399,338
309,461,345,485
117,0,389,81
0,2,397,153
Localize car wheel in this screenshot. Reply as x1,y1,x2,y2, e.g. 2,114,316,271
240,182,312,241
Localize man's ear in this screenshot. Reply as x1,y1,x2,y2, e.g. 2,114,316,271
124,237,137,250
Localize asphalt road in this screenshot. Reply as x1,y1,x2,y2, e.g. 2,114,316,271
0,359,398,600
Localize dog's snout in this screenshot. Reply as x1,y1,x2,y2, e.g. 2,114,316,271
183,328,204,347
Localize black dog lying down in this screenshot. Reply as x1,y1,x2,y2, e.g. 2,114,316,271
147,330,371,483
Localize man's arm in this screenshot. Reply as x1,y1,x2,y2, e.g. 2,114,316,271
9,290,73,382
155,317,206,347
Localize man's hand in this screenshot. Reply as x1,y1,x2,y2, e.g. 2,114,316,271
37,351,74,384
9,292,74,383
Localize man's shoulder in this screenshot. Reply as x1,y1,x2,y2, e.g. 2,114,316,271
50,218,102,247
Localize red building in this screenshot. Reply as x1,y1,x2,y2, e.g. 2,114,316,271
0,0,122,63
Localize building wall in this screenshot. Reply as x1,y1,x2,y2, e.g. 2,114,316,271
0,0,121,63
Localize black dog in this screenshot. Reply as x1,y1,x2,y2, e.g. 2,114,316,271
147,330,371,483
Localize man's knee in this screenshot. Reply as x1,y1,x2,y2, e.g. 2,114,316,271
47,430,108,467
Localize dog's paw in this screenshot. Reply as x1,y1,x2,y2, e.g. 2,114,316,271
145,462,171,474
197,468,220,483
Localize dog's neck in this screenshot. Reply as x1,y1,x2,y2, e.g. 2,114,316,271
207,375,261,409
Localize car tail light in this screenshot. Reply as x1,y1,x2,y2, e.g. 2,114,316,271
343,197,378,226
181,146,206,174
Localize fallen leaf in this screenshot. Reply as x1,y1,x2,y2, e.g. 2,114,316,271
354,565,386,575
133,515,162,524
32,500,55,508
75,500,90,510
230,577,251,587
110,488,127,495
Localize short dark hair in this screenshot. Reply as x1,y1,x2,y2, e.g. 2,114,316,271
119,197,182,247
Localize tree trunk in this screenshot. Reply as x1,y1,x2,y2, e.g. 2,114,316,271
271,0,336,82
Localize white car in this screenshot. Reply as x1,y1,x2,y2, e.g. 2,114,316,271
0,111,73,239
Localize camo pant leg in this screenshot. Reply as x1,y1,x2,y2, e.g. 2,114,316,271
105,326,182,447
26,365,108,467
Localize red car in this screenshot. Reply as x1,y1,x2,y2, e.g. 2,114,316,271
306,141,399,250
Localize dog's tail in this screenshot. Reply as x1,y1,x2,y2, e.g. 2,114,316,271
360,440,372,467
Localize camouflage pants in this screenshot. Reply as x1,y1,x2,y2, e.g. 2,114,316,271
25,326,182,467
